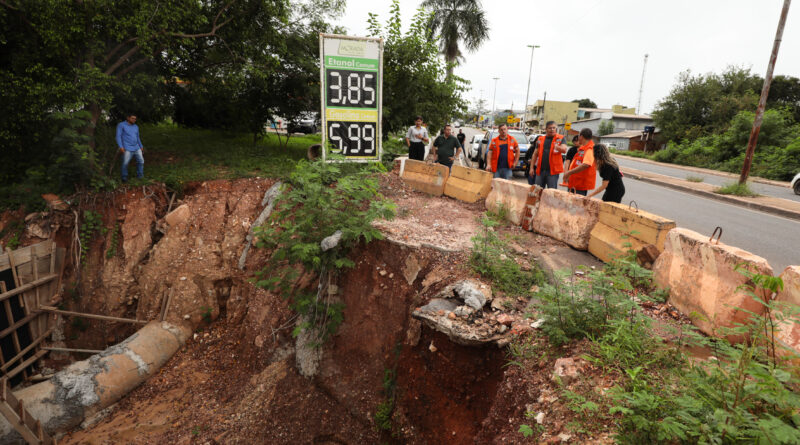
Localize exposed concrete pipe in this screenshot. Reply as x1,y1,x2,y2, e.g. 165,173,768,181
0,321,191,444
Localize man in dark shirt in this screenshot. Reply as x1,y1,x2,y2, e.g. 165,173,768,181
525,134,542,185
432,124,463,169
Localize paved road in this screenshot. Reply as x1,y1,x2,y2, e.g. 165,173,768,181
616,157,800,203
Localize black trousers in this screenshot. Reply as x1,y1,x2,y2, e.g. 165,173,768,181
409,142,425,161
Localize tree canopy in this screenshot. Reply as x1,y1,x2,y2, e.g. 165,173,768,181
651,66,800,143
420,0,489,79
572,98,597,108
368,0,467,136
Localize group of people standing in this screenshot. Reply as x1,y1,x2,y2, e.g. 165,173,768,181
405,117,625,203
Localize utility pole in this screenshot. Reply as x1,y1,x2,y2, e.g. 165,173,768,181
740,0,792,184
490,77,499,129
541,91,547,131
637,54,649,114
524,44,540,132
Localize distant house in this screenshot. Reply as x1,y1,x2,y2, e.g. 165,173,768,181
566,105,655,138
525,100,578,130
599,129,665,152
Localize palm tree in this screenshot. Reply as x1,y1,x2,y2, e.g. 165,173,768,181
421,0,489,80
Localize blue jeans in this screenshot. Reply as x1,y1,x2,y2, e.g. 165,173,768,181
493,168,512,179
122,149,144,181
534,170,559,189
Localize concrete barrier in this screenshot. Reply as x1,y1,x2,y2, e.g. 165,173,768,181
521,186,543,232
531,189,600,250
0,321,191,442
588,202,676,265
444,165,493,203
774,266,800,362
653,227,773,339
400,159,450,196
485,179,533,225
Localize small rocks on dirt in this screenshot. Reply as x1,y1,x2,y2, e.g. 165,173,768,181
496,313,514,326
535,412,545,424
428,341,437,353
552,357,581,385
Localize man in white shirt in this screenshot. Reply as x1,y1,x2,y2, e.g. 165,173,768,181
405,116,430,161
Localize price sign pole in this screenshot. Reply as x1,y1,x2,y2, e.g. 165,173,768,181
319,34,383,162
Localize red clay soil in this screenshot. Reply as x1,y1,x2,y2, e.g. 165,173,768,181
393,328,506,444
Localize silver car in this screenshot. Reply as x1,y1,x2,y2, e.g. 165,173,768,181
792,172,800,195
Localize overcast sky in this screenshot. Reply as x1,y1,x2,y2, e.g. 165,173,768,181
334,0,800,115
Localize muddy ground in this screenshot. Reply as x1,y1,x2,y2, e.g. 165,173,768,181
1,170,689,444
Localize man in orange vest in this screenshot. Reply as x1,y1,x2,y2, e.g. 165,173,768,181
485,123,519,179
563,128,596,196
528,121,568,189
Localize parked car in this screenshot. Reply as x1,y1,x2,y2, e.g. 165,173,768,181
468,134,484,161
477,129,531,171
792,172,800,195
287,113,319,134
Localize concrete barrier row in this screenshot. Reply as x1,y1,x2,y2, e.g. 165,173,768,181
400,159,450,196
398,163,800,357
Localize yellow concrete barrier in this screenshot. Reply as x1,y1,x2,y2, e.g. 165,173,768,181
532,189,600,250
400,159,450,196
588,202,676,264
653,227,773,340
444,165,493,203
485,179,533,225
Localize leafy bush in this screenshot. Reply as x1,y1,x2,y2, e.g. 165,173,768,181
536,268,635,347
716,182,759,197
610,270,800,444
254,159,395,342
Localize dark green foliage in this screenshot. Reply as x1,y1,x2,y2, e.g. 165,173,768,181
254,160,395,342
420,0,489,80
368,1,467,137
469,215,545,297
79,210,106,265
105,223,120,259
598,120,615,136
716,182,760,197
572,98,598,108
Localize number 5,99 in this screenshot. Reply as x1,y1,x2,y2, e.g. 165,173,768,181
327,122,376,156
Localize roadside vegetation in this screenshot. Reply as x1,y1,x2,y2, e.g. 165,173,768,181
511,246,800,443
648,67,800,181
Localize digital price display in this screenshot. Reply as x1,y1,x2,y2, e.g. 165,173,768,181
320,34,383,161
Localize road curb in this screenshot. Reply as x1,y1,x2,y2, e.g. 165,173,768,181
615,153,791,187
622,170,800,222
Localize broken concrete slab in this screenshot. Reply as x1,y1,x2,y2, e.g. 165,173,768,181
485,179,532,226
444,165,493,203
400,160,450,196
412,299,506,346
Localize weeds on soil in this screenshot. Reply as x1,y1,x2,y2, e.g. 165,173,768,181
470,213,544,297
715,181,760,197
79,210,106,265
685,174,704,182
254,159,395,343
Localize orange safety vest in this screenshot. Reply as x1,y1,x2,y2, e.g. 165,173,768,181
489,135,519,172
535,134,565,175
567,140,596,191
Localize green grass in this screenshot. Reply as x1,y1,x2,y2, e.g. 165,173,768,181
105,123,319,192
715,182,760,197
610,148,650,159
685,175,704,183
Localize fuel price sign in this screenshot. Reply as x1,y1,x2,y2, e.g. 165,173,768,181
320,34,383,161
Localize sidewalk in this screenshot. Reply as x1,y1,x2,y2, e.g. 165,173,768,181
621,166,800,221
615,153,790,187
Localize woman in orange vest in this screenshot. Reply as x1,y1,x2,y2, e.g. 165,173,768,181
528,121,568,189
563,128,596,196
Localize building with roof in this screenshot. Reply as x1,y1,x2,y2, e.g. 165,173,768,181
565,105,655,138
599,129,665,152
524,100,578,130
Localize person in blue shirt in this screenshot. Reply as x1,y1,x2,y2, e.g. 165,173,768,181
116,114,144,183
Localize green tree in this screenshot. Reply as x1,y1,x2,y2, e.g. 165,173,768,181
767,74,800,123
652,66,761,142
367,1,467,136
572,98,597,108
598,120,615,136
1,0,291,189
420,0,489,80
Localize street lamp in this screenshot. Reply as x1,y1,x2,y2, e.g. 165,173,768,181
490,77,499,129
524,44,540,132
